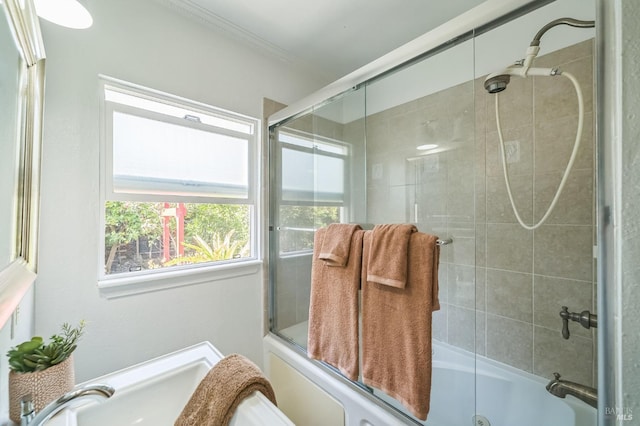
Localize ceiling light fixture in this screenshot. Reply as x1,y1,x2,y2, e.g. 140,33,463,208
34,0,93,29
416,144,439,151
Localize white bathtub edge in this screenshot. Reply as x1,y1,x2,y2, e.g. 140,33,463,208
264,334,417,426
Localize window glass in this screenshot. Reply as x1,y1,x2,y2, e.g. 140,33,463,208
101,78,257,278
281,148,344,203
278,205,340,253
104,201,251,274
112,112,248,198
279,131,347,204
276,130,347,255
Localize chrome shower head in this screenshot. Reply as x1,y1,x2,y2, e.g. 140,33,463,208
484,74,511,94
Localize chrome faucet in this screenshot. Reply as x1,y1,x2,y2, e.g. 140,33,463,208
546,372,597,408
20,383,115,425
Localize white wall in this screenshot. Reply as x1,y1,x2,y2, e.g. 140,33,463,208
0,288,34,420
35,0,327,382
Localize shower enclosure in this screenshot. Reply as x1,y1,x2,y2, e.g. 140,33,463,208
268,0,597,424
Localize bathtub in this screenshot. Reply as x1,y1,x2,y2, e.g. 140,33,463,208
264,332,596,426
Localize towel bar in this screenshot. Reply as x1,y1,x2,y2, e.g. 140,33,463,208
275,226,453,247
436,238,453,246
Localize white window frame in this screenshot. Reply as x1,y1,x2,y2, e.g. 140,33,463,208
97,76,261,298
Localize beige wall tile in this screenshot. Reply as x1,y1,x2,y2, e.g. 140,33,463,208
475,267,487,312
296,286,311,323
276,286,297,330
486,269,533,322
533,326,593,387
534,55,594,126
448,263,477,309
486,314,533,372
448,305,476,352
534,113,594,175
534,39,593,69
365,117,391,152
475,165,487,225
476,310,487,356
475,223,487,268
486,174,534,224
312,114,344,140
533,224,594,281
486,223,534,272
486,126,534,178
533,170,593,225
432,303,448,343
447,221,476,266
447,190,476,222
437,261,449,304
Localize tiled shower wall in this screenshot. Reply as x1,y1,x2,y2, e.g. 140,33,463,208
364,39,596,385
272,40,596,386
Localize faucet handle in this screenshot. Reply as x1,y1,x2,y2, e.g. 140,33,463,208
553,372,562,380
559,306,597,339
560,306,571,339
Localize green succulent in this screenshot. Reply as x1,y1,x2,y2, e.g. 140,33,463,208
7,321,85,373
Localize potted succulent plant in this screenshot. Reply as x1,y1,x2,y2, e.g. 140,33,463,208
6,321,85,422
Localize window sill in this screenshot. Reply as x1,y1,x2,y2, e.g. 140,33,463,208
97,259,262,299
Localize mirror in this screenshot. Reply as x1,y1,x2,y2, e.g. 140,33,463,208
0,0,46,328
0,4,22,269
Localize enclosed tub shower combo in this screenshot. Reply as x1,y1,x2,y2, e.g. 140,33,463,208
265,0,599,425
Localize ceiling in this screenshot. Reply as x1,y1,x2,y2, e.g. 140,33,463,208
158,0,485,81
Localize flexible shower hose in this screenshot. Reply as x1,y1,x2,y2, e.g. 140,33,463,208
495,71,584,230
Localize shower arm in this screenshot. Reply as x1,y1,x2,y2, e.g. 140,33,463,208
530,18,595,47
522,18,595,72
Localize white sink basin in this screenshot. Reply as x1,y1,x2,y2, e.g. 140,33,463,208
46,342,293,426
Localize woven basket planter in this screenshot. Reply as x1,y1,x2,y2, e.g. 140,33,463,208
8,355,75,423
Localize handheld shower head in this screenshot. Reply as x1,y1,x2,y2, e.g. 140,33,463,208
483,65,558,94
484,74,510,94
483,64,521,94
485,18,595,95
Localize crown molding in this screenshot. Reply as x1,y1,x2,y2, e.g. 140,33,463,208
155,0,295,63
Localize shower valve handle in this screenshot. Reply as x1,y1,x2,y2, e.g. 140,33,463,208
559,306,597,339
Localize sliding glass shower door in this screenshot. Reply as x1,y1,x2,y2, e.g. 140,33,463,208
268,1,596,425
270,87,366,344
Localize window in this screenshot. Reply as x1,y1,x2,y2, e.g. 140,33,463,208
99,77,259,288
276,130,348,254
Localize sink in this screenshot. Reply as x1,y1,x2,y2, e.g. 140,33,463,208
45,342,293,426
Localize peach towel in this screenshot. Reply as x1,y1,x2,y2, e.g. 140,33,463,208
308,226,364,381
175,354,277,426
318,223,362,266
367,224,417,288
362,230,440,421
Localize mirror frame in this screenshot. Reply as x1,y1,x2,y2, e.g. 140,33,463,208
0,0,46,328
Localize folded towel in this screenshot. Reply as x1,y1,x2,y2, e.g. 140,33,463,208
367,224,417,288
175,354,277,426
308,226,364,381
318,223,362,266
362,230,440,421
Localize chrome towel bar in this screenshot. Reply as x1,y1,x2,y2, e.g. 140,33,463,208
273,226,453,246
